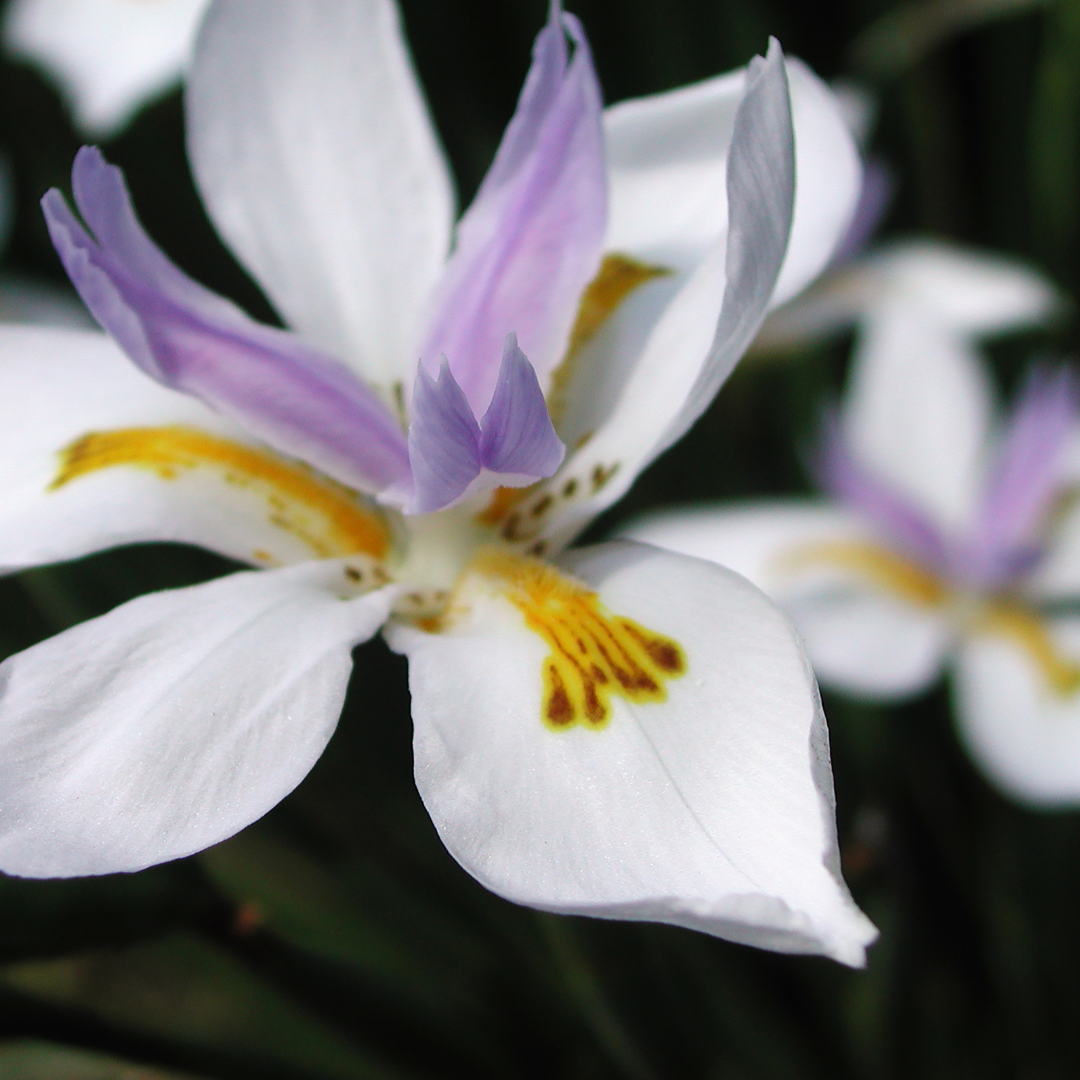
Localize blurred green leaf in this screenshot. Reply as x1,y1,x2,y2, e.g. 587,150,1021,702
200,826,488,1021
1031,0,1080,277
0,1040,205,1080
852,0,1047,77
0,934,394,1080
0,865,216,963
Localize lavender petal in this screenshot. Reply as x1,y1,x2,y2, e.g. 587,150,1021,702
479,333,565,477
420,1,607,416
406,359,482,514
813,407,950,573
966,364,1078,587
43,150,410,495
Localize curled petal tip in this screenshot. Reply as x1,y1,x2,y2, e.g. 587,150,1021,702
479,334,565,478
406,358,482,514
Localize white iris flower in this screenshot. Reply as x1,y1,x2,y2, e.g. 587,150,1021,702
0,0,876,964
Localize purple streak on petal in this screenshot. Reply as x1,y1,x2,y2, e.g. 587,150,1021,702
964,363,1078,588
406,359,482,514
420,1,607,416
42,148,410,495
813,407,950,573
479,333,565,477
829,158,893,268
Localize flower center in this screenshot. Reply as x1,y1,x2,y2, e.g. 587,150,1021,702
779,540,1080,697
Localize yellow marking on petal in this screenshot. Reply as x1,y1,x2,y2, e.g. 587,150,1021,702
546,253,671,425
780,540,1080,698
976,602,1080,698
474,550,686,731
777,541,949,609
476,485,528,527
51,426,391,560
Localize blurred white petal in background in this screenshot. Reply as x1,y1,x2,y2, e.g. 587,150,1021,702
2,0,211,136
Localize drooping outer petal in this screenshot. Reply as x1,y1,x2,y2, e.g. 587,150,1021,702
604,56,858,307
843,302,994,538
518,40,795,550
756,238,1059,355
386,541,877,966
187,0,454,388
0,562,397,877
44,148,411,496
0,325,390,571
860,241,1060,337
421,5,606,415
623,502,951,700
954,621,1080,806
3,0,210,136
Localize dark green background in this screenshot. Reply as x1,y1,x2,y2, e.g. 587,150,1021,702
0,0,1076,1076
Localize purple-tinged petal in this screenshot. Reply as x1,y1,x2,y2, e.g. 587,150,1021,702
42,150,411,495
829,158,893,267
966,364,1078,587
420,1,606,416
71,146,237,321
406,359,482,514
813,408,950,573
479,333,565,477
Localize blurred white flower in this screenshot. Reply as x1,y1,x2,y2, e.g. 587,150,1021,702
3,0,211,136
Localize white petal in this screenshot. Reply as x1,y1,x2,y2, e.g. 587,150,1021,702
621,499,866,586
624,502,951,699
756,239,1059,355
954,621,1080,805
0,326,387,571
186,0,454,389
843,303,995,536
387,541,877,966
772,60,862,306
0,561,396,877
3,0,210,136
863,240,1060,336
604,58,859,305
556,58,857,453
789,590,950,701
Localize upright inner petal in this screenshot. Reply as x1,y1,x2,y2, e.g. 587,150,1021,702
51,425,392,562
420,4,607,416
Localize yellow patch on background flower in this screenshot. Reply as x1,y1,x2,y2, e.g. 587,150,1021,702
475,550,686,730
777,540,948,608
779,540,1080,698
976,603,1080,698
51,425,391,560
